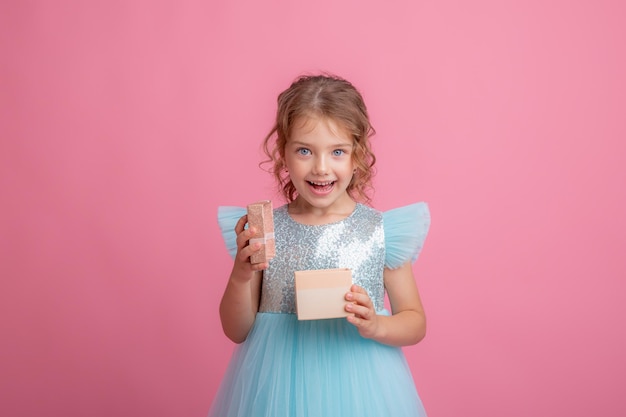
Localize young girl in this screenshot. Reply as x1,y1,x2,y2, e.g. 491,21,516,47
210,74,431,417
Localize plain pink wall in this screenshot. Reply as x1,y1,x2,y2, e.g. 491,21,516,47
1,1,625,416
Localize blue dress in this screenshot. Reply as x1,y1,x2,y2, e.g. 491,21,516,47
209,202,430,417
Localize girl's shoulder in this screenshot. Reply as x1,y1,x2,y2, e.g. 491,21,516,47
381,202,431,269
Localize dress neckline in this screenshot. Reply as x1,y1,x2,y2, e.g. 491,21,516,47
281,203,361,227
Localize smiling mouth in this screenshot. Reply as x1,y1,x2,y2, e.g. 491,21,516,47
307,180,336,192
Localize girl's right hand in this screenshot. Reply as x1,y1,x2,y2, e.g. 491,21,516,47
232,214,269,278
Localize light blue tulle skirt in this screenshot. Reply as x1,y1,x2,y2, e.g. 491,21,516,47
208,312,427,417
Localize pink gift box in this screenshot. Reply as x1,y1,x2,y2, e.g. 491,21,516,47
294,268,353,320
247,200,275,264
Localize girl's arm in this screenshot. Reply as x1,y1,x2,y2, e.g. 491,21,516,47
346,262,426,347
219,215,267,344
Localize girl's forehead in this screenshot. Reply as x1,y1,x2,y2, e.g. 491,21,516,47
291,116,352,139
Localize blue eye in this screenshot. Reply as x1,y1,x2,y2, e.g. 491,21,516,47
297,148,311,156
332,149,344,156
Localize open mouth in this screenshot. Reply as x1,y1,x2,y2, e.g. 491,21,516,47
307,180,335,193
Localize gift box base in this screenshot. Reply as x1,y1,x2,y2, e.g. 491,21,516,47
295,268,353,321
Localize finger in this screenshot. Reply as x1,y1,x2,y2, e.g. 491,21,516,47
251,261,269,271
350,284,372,301
234,215,248,234
237,240,257,258
346,313,361,326
236,225,258,249
350,284,366,294
346,302,372,320
346,284,366,299
346,287,373,309
346,313,369,328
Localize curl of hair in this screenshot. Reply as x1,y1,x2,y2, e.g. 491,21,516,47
262,74,377,204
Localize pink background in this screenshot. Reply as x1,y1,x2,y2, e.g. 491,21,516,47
1,1,625,416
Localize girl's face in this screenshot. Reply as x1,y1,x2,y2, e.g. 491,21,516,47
284,117,355,214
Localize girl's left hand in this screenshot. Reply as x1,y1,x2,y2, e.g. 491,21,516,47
345,284,380,339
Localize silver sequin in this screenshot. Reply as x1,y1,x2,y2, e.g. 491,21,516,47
259,203,387,313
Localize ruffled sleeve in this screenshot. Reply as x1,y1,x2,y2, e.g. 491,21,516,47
382,202,431,269
217,206,247,259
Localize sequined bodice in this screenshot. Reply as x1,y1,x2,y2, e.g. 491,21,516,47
260,203,386,313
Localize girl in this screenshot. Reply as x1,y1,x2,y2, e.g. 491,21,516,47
210,74,431,417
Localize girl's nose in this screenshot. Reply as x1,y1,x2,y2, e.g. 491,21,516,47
312,155,328,175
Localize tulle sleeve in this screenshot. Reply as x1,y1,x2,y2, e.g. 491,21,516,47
382,202,431,269
217,206,247,259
